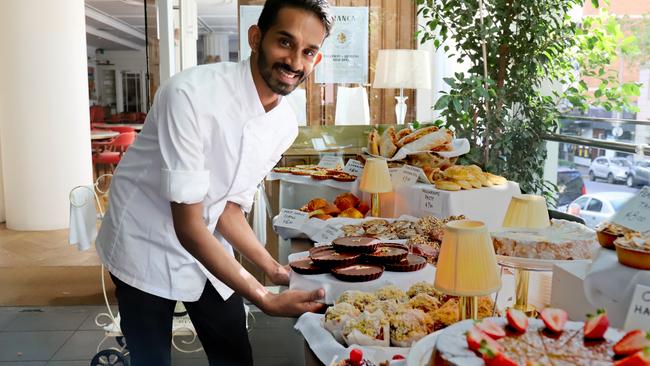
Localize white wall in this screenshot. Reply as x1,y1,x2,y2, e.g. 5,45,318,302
95,50,147,112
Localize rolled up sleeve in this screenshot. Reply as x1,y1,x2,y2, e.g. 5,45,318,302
157,85,209,204
228,185,258,213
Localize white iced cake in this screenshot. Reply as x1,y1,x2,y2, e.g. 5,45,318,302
491,219,598,260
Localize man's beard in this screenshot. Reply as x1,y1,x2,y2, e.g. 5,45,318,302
257,46,306,96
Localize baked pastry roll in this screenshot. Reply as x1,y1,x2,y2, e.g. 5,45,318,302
401,128,453,152
379,126,398,158
342,310,390,347
367,129,380,156
395,127,412,141
396,125,440,147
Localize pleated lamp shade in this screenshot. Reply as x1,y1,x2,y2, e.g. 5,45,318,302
502,194,550,229
434,220,501,297
359,158,393,194
373,49,432,89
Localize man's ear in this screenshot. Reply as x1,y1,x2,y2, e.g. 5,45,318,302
248,25,262,53
313,52,323,67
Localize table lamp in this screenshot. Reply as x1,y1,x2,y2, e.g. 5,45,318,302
372,49,432,124
359,158,393,217
502,194,550,315
434,220,501,320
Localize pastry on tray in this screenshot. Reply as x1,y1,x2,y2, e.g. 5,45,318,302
491,219,599,260
272,166,294,173
596,221,631,249
389,307,432,347
331,264,384,282
332,236,380,254
323,303,361,343
342,309,390,347
431,308,632,366
384,253,428,272
336,290,378,312
332,173,357,182
614,232,650,270
288,257,329,275
309,246,360,268
363,243,409,264
374,285,408,303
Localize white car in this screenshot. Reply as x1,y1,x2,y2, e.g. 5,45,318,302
588,157,631,184
566,192,634,229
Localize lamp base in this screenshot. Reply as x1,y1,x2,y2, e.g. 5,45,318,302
513,268,538,317
394,88,408,125
370,193,381,217
458,296,479,320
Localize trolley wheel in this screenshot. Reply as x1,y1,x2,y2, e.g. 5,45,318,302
90,349,129,366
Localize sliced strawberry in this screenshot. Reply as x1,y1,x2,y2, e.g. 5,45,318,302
466,327,503,352
392,354,405,360
476,319,506,339
541,308,568,333
583,308,609,339
614,348,650,366
614,330,650,357
349,348,363,365
506,308,528,333
479,341,517,366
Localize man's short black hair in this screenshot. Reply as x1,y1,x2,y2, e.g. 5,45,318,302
257,0,333,38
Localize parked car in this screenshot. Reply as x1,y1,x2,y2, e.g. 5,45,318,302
626,159,650,187
565,192,634,229
588,157,631,184
556,167,586,207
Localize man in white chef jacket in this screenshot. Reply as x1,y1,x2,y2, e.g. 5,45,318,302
95,1,332,364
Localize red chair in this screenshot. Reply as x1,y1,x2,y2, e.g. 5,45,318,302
89,105,105,123
92,132,136,176
107,126,135,134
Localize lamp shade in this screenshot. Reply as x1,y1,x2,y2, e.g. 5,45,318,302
502,194,550,229
359,158,393,194
372,49,432,89
434,220,501,297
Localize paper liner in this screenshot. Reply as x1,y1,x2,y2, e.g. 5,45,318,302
343,326,391,347
323,314,355,343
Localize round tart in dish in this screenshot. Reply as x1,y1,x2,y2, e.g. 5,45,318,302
288,258,328,275
309,247,360,268
363,243,409,264
332,236,380,254
332,173,357,182
614,232,650,270
384,253,428,272
331,263,384,282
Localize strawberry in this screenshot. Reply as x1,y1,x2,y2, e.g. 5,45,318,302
349,348,363,365
614,330,650,357
479,341,517,366
476,319,506,339
541,308,568,333
583,308,609,339
506,308,528,333
614,348,650,366
392,354,405,360
466,327,503,352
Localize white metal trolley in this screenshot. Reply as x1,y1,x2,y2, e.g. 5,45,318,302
69,175,255,366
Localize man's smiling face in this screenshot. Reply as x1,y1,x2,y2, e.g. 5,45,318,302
255,7,327,96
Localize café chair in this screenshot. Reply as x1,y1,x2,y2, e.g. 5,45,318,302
92,132,136,177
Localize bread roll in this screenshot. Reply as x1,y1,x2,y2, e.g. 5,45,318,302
396,128,413,141
379,126,398,158
396,126,439,147
401,128,453,152
367,129,380,156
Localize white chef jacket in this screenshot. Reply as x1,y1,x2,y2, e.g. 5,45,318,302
95,59,298,302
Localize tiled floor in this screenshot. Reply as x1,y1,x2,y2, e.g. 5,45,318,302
0,305,308,366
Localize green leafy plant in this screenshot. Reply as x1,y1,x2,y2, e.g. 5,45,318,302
416,0,641,199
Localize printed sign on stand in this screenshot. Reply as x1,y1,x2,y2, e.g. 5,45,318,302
343,159,364,176
623,284,650,331
276,209,308,230
611,186,650,233
420,188,444,216
318,155,344,169
313,224,344,243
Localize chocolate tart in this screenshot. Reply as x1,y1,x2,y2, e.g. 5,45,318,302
363,243,409,264
332,173,357,182
332,236,379,254
289,258,328,275
310,247,360,268
384,254,427,272
596,230,618,250
331,264,384,282
615,243,650,270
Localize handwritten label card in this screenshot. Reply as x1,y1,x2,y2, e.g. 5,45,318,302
420,188,444,216
391,166,420,187
404,165,429,184
313,224,344,243
311,137,326,151
318,155,344,169
611,186,650,232
624,284,650,331
343,159,365,176
276,209,308,230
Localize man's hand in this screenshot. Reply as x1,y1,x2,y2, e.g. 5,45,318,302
261,288,325,317
266,264,291,286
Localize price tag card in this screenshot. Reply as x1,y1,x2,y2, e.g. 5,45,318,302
420,188,444,216
318,155,344,169
311,137,326,151
611,186,650,232
312,224,344,243
343,159,365,176
276,209,308,230
391,166,420,187
404,165,429,184
623,284,650,331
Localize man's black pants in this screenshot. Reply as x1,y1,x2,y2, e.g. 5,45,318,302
110,273,253,366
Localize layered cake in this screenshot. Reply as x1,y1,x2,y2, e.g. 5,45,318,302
432,309,633,366
491,219,598,260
